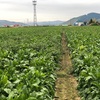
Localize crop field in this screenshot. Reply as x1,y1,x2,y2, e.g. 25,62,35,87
0,27,62,100
0,26,100,100
65,26,100,100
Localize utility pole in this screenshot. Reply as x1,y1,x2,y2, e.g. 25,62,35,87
33,0,37,26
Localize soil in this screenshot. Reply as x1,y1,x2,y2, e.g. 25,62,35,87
54,33,81,100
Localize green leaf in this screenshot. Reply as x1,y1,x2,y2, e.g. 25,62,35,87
14,79,20,84
1,75,8,85
4,88,11,94
85,76,92,81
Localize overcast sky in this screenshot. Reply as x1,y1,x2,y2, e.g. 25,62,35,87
0,0,100,22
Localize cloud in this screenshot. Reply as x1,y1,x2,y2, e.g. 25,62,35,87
0,0,100,21
0,0,32,13
37,3,100,21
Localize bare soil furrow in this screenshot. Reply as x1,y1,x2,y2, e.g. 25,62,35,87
54,33,80,100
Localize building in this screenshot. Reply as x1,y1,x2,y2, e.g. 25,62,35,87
74,19,85,26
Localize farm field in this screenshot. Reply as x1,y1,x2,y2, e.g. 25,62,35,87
0,27,62,100
0,26,100,100
65,26,100,100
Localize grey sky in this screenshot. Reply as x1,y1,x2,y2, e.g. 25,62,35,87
0,0,100,22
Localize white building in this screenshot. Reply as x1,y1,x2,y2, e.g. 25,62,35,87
74,22,84,26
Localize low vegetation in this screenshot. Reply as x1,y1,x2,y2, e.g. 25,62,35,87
0,27,61,100
66,26,100,100
0,26,100,100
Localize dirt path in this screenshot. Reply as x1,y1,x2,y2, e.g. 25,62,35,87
54,33,80,100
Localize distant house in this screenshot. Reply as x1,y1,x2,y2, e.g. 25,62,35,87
3,24,21,28
74,20,84,26
4,25,10,27
13,24,20,27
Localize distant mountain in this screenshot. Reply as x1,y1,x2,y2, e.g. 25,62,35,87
0,20,64,26
62,12,100,25
38,20,64,26
0,20,26,26
28,20,64,26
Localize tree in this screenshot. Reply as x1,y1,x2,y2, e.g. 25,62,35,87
89,19,95,24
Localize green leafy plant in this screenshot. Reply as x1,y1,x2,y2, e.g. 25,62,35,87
66,26,100,100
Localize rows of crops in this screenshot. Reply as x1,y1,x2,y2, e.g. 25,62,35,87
66,26,100,100
0,27,61,100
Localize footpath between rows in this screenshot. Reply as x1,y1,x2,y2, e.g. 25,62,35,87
54,32,80,100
